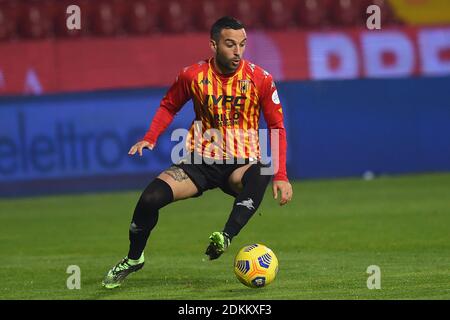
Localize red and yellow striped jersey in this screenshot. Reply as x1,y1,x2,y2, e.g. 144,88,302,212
144,58,288,181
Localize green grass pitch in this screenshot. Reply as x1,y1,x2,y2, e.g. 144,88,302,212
0,173,449,300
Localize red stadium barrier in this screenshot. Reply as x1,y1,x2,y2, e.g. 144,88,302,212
0,26,449,95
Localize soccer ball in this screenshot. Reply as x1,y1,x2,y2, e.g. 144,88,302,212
234,244,278,288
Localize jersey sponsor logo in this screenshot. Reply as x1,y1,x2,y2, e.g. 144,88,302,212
272,90,280,104
214,112,240,122
213,111,241,127
204,94,246,108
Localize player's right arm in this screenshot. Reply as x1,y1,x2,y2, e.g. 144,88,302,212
128,140,153,156
129,68,192,156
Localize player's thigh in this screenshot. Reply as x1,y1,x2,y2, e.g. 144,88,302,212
227,163,253,194
157,166,198,201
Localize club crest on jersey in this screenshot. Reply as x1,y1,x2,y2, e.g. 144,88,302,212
238,80,250,94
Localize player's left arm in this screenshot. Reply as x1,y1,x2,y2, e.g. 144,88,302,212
260,74,293,206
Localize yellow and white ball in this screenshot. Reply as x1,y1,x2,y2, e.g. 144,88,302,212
234,244,279,288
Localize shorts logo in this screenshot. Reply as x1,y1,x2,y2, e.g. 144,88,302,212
238,80,250,94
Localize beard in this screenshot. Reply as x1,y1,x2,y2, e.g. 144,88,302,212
216,50,238,74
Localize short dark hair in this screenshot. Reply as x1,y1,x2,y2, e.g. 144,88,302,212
210,16,245,42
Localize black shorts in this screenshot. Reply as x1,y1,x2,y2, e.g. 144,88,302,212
173,153,268,198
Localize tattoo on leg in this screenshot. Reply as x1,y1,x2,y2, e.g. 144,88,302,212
165,166,189,182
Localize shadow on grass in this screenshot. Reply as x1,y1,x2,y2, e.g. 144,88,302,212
81,275,270,300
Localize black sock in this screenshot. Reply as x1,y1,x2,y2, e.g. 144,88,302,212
127,178,174,260
223,164,271,240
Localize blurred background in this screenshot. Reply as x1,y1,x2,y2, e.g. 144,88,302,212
1,0,450,197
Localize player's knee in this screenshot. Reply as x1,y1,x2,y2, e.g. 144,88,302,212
242,164,271,187
138,178,174,210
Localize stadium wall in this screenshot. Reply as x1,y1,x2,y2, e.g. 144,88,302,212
1,77,449,197
1,26,450,95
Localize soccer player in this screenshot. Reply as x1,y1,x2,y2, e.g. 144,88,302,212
102,17,293,288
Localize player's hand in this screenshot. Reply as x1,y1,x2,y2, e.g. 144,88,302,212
272,180,293,206
128,140,154,156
